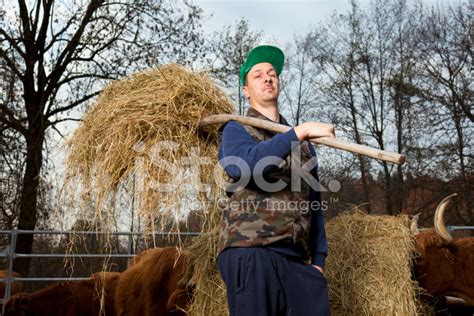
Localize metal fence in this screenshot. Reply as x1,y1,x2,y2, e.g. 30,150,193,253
0,229,199,306
0,225,472,307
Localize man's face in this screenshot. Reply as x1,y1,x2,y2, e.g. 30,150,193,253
243,62,280,105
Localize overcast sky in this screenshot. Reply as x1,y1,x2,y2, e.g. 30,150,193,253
193,0,457,46
193,0,356,45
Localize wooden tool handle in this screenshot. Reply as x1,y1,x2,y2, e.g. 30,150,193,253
198,114,406,165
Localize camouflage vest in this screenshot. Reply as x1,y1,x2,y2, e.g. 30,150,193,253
218,107,314,259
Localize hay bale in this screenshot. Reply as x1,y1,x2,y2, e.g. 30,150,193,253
188,211,426,316
187,206,228,316
325,211,424,315
65,64,233,228
190,211,424,316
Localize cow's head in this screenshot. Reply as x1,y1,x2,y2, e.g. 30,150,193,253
412,193,474,306
410,193,457,243
433,193,457,244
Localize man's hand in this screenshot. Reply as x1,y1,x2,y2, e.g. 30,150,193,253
312,265,324,274
294,122,335,141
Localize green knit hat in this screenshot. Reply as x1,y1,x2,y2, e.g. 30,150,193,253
240,45,285,86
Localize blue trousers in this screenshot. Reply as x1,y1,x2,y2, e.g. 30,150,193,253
218,247,330,316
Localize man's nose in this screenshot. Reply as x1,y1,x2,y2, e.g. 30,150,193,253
264,75,272,83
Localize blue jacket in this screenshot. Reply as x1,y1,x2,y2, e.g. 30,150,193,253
218,117,328,267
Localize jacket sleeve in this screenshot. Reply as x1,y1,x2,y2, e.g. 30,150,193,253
218,121,300,180
308,144,328,267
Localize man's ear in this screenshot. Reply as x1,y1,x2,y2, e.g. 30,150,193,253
243,85,250,99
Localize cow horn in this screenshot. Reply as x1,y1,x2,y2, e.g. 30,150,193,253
434,193,457,244
445,296,467,306
410,212,421,234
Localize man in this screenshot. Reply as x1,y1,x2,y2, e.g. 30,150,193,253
217,45,334,316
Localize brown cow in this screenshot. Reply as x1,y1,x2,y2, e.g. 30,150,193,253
0,270,22,301
94,271,121,315
413,193,474,306
0,270,22,311
115,247,194,316
4,271,120,316
127,248,164,268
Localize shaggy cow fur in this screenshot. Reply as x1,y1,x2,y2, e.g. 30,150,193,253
414,228,474,305
127,248,164,268
4,271,120,316
115,247,193,316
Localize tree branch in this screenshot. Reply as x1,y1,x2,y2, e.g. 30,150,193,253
30,0,41,35
35,0,54,52
48,124,66,140
0,48,23,79
49,117,82,126
44,15,77,52
57,73,113,87
17,0,33,52
47,0,104,90
46,91,101,118
0,29,26,59
0,109,27,136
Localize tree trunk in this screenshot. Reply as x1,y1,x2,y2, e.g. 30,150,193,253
452,103,467,179
348,84,372,213
359,157,372,212
395,89,405,214
14,128,44,276
376,136,394,215
382,161,393,215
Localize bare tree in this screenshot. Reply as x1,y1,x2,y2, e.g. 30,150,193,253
417,3,472,179
303,0,472,215
1,37,52,233
307,1,375,212
207,18,262,114
280,34,320,126
0,0,204,275
385,0,422,213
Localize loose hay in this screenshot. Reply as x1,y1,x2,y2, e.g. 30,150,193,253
187,206,228,316
65,64,233,230
325,211,425,316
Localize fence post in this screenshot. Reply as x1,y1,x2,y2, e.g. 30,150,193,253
3,229,17,312
127,233,133,267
